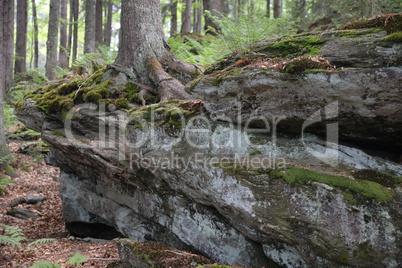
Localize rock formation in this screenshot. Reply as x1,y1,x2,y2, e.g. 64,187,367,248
16,16,402,268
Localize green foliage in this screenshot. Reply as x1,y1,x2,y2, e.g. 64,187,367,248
72,45,117,74
28,238,57,246
0,175,15,195
381,31,402,43
66,252,88,267
207,10,297,59
0,225,26,248
7,126,41,141
29,260,61,268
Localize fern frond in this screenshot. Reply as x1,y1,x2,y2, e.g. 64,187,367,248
29,260,61,268
0,225,26,248
28,238,57,246
66,252,88,267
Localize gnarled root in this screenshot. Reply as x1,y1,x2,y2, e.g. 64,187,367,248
148,56,192,101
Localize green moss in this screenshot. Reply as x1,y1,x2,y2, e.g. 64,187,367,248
83,91,102,103
342,192,358,205
381,31,402,43
211,75,225,86
284,56,333,74
352,241,374,261
342,14,402,34
280,167,394,202
335,28,383,38
352,169,401,188
189,76,203,90
263,34,325,58
115,98,129,109
249,150,262,156
51,130,64,136
303,68,327,73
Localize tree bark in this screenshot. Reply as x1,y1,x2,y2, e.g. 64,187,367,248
45,0,61,80
273,0,282,18
72,0,79,62
169,0,177,36
0,0,10,158
59,0,68,68
181,0,192,34
266,0,270,18
32,0,39,68
95,0,103,46
15,0,28,74
193,0,203,34
104,0,113,47
84,0,96,53
4,0,15,89
203,0,225,34
115,0,200,101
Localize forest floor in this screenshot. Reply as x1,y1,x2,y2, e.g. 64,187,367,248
0,140,120,268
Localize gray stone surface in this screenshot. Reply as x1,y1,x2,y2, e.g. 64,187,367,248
7,208,39,220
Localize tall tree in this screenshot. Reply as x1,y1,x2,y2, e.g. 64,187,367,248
193,0,203,34
169,0,178,36
203,0,225,33
0,0,10,161
84,0,96,53
273,0,282,18
95,0,103,46
15,0,28,74
181,0,192,34
266,0,270,17
104,0,113,47
45,0,61,80
72,0,79,61
115,0,200,101
59,0,68,68
31,0,39,68
4,0,15,89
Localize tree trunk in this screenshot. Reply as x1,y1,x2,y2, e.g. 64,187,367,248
59,0,68,68
115,0,200,101
15,0,28,74
67,0,73,64
181,0,192,34
169,0,177,36
84,0,96,53
273,0,282,18
0,0,10,159
32,0,39,68
45,0,60,80
193,0,203,34
203,0,225,34
266,0,270,17
72,0,79,62
95,0,103,46
4,0,15,89
104,0,113,47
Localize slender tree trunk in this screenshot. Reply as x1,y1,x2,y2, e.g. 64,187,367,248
45,0,61,80
169,0,177,36
84,0,96,53
193,0,203,34
266,0,270,17
104,0,113,47
273,0,282,18
72,0,79,62
67,0,73,64
95,0,103,46
181,0,192,34
250,0,254,13
203,0,225,34
15,0,28,74
32,0,39,68
115,0,199,101
59,0,68,68
4,0,15,89
0,0,10,159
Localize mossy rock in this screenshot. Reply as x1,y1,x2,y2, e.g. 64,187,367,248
351,169,402,188
283,56,335,74
342,13,402,34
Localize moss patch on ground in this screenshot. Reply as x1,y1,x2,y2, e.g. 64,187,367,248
21,67,159,115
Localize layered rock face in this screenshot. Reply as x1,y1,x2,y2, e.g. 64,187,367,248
16,23,402,268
